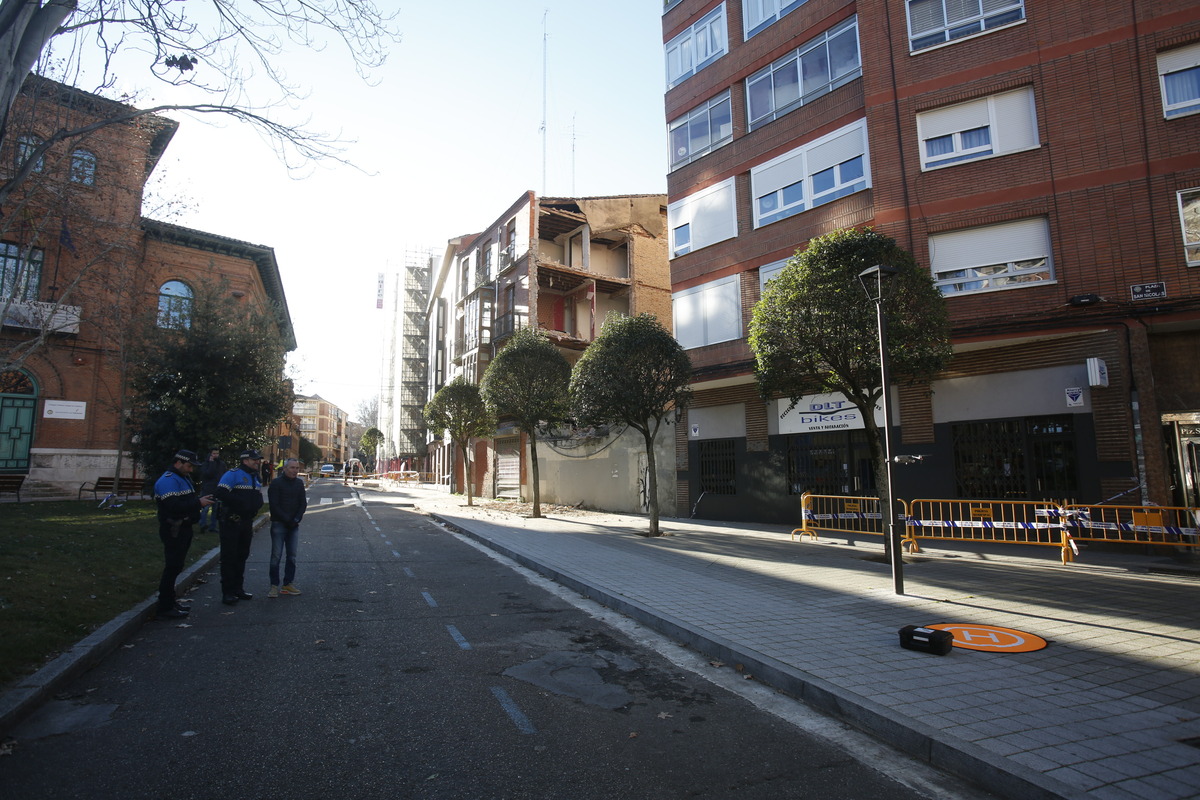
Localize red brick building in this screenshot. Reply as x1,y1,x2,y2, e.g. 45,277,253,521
663,0,1200,521
0,78,294,493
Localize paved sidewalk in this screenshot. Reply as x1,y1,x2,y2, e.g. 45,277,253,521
392,485,1200,800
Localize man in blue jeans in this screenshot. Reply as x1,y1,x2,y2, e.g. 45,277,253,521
267,458,307,597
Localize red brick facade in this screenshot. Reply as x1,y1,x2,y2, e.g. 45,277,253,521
665,0,1200,519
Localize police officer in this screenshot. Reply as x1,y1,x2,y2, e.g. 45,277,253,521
215,448,265,605
153,449,214,620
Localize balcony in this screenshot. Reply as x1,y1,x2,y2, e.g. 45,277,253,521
2,300,81,334
493,312,526,341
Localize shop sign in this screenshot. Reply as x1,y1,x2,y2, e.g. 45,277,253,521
776,392,881,434
43,400,86,419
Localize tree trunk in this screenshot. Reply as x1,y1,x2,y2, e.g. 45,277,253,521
529,432,541,518
459,439,473,506
643,425,660,537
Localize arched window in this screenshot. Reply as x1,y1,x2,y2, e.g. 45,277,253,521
70,149,97,185
157,280,193,329
15,135,43,173
0,369,36,395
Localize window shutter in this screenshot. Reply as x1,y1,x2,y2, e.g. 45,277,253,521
992,87,1037,153
908,0,945,36
705,277,742,344
919,96,989,140
807,124,865,174
931,217,1050,271
1158,42,1200,76
752,149,808,198
673,289,703,349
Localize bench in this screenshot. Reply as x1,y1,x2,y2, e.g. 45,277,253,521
78,476,149,501
0,474,26,501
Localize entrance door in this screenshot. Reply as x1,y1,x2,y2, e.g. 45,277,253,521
1164,418,1200,507
494,437,521,499
0,370,37,472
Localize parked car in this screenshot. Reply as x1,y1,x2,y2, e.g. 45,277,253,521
320,464,337,477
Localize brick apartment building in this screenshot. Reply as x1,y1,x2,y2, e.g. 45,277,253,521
423,192,676,513
292,394,347,464
663,0,1200,522
0,77,294,492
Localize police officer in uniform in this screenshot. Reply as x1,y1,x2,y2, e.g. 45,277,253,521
215,448,265,605
153,450,214,620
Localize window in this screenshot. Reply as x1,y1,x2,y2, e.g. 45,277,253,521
667,177,737,257
917,87,1038,170
930,217,1053,295
751,120,870,228
673,275,741,349
157,280,193,329
907,0,1025,52
698,439,737,495
0,242,43,303
665,4,726,89
15,135,43,173
669,90,733,170
70,149,97,185
758,259,787,294
1178,189,1200,266
744,0,807,39
1159,43,1200,119
746,16,860,131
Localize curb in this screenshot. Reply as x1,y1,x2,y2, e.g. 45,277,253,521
428,511,1085,800
0,515,267,739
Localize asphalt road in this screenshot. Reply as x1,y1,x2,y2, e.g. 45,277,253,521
0,481,990,799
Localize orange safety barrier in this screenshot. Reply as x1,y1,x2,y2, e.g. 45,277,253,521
1061,504,1200,557
904,499,1075,563
793,493,886,541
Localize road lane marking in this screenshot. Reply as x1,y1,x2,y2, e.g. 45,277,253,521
403,567,415,578
319,498,332,505
446,625,472,650
391,550,401,558
421,591,438,607
490,687,536,735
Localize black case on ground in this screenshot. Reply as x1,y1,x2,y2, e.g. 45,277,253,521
898,625,954,655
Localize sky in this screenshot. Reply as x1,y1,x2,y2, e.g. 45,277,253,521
121,1,671,420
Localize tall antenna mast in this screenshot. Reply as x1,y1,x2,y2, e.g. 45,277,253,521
541,9,548,196
571,113,577,196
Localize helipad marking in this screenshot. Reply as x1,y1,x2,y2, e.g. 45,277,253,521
926,623,1047,652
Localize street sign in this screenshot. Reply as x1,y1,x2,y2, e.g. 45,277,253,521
1130,282,1166,301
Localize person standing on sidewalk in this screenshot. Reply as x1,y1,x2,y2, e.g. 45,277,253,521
153,450,214,620
267,458,307,598
198,448,225,532
215,448,264,605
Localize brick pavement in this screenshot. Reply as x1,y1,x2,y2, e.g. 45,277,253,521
398,486,1200,800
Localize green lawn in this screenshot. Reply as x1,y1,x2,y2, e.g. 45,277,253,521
0,500,212,688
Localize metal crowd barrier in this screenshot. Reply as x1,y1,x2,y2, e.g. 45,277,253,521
905,499,1074,563
1061,504,1200,555
795,493,1200,564
792,494,885,541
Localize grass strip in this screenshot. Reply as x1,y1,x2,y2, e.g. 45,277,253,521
0,500,212,688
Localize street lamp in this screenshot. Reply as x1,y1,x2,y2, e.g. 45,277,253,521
858,264,904,596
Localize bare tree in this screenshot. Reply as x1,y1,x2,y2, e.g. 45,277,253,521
355,394,380,427
0,0,401,207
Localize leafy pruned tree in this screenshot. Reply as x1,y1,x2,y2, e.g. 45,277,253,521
360,426,383,470
129,278,293,475
570,313,691,537
480,326,571,518
423,376,495,507
298,435,321,466
749,227,951,554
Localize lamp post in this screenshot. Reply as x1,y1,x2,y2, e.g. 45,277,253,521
858,264,904,596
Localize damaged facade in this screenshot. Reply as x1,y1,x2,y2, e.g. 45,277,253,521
424,191,676,513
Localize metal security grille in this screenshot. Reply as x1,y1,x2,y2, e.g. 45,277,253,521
698,439,737,495
787,431,875,496
953,415,1076,499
